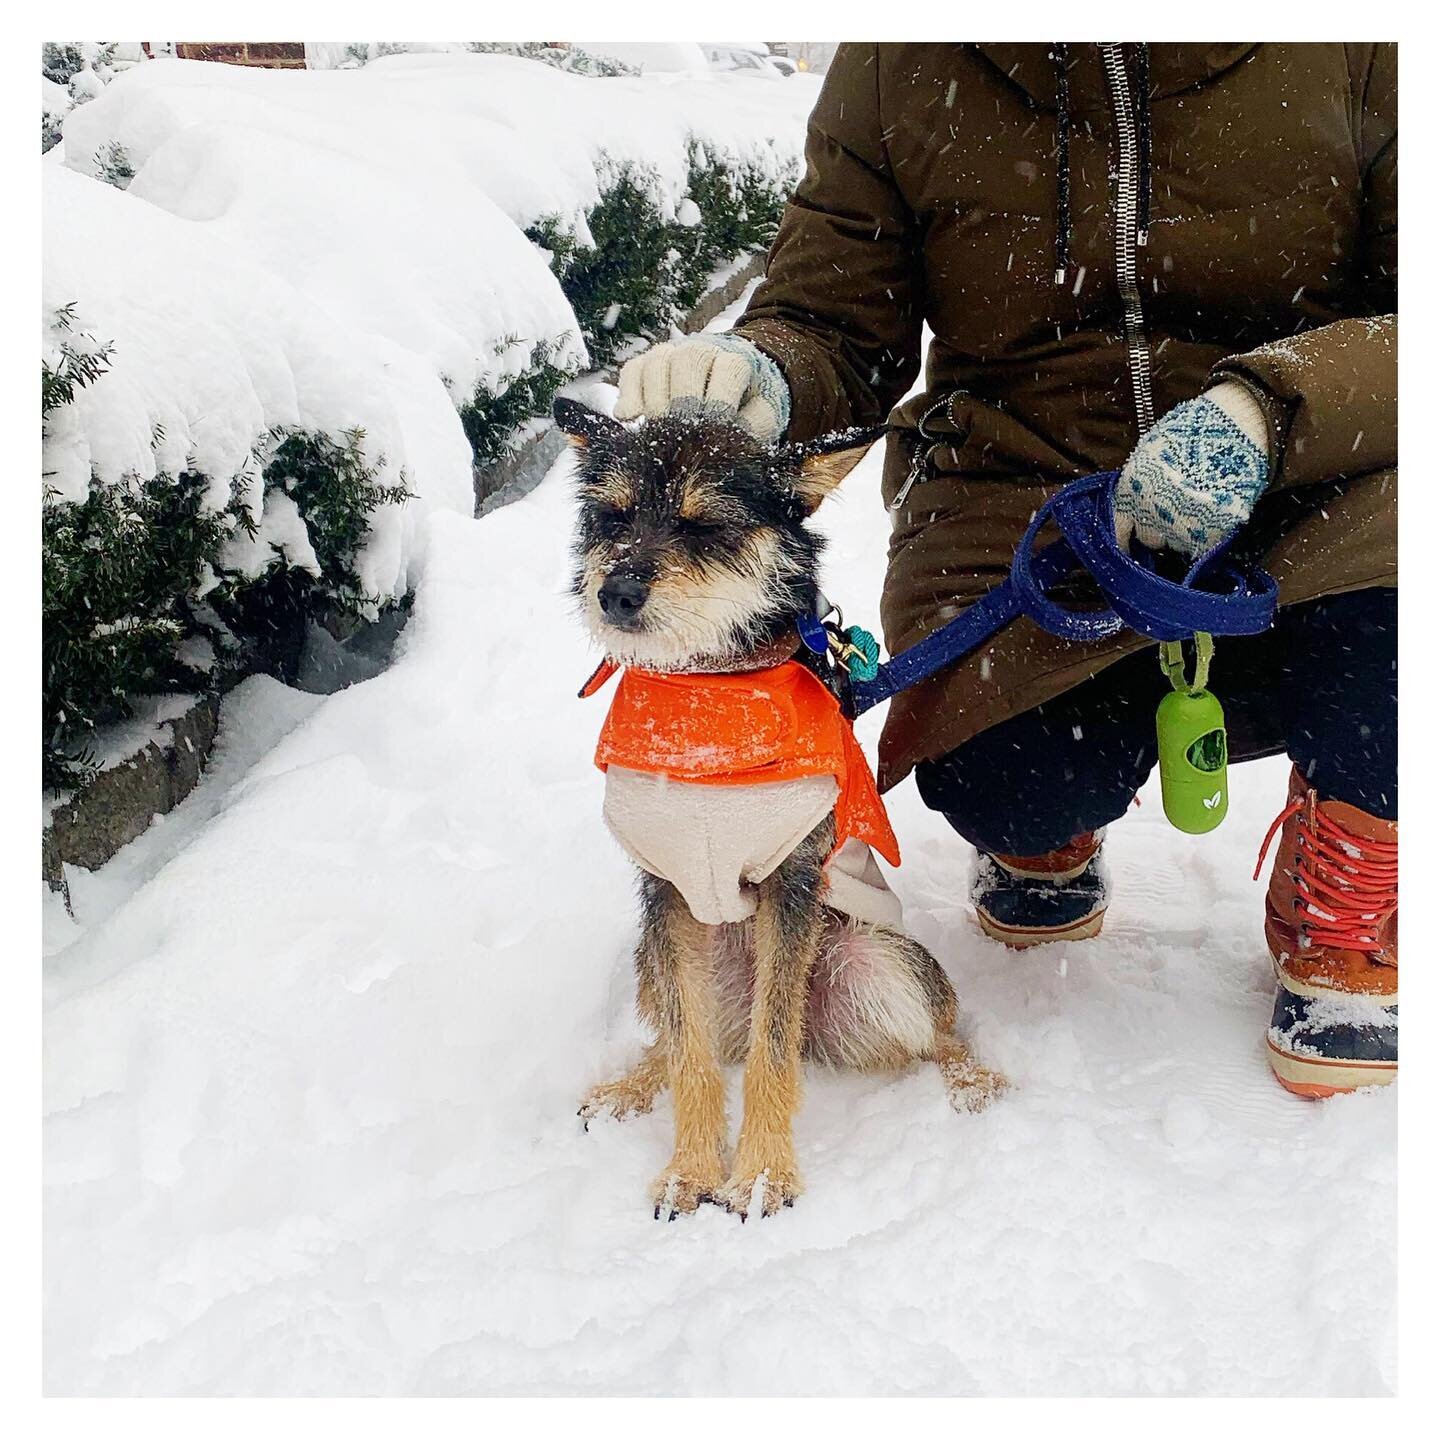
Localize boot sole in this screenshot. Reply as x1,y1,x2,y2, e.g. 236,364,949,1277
1265,1035,1397,1099
976,907,1106,949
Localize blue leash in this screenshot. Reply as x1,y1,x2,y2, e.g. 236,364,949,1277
834,471,1279,717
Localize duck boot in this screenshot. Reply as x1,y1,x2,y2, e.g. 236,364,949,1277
1256,767,1398,1097
972,830,1109,947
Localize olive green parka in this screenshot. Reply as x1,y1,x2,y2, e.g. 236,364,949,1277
734,42,1397,789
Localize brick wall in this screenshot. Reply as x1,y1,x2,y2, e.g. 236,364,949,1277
174,42,306,68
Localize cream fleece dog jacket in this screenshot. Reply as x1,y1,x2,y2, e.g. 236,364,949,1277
603,766,904,930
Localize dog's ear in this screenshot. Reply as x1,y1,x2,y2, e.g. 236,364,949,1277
554,397,625,449
785,426,886,513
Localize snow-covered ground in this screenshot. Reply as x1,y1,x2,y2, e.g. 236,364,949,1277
43,305,1396,1397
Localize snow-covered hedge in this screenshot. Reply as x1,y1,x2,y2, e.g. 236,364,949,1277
42,164,474,785
306,41,642,78
41,42,159,153
44,51,817,785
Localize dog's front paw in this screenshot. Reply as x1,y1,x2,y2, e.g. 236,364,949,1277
716,1162,803,1220
579,1079,654,1128
650,1157,726,1221
941,1060,1009,1115
936,1038,1009,1115
578,1050,667,1129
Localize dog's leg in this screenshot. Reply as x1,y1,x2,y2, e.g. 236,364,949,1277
718,819,830,1219
578,1043,667,1127
638,873,727,1220
934,1032,1008,1114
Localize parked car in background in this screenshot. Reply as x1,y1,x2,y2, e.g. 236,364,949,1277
700,42,785,78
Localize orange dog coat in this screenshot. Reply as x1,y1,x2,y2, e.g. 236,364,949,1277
583,659,900,865
582,659,902,927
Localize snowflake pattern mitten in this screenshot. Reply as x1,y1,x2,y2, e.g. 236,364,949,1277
1115,382,1272,557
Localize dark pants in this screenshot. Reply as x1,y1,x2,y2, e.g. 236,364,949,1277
915,587,1397,856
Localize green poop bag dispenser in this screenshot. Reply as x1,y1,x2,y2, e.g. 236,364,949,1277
1156,632,1228,833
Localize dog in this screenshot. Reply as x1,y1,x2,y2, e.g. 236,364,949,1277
558,395,1004,1220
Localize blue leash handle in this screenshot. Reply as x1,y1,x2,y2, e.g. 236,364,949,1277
847,471,1278,716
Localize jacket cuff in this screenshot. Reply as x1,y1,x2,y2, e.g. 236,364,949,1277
1207,316,1397,491
1207,362,1293,486
1204,377,1280,473
732,318,852,442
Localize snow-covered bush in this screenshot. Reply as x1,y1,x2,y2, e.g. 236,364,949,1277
467,42,639,77
61,52,816,462
526,144,794,370
570,41,710,73
307,41,641,78
43,78,72,153
44,52,816,783
41,42,150,153
42,165,472,786
459,338,575,467
44,471,224,788
60,54,592,458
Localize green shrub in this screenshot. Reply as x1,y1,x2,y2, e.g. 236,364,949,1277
93,140,135,190
526,166,678,370
42,313,413,790
466,42,640,78
262,428,411,602
670,141,792,311
43,303,111,409
43,471,233,789
525,145,797,374
460,338,575,467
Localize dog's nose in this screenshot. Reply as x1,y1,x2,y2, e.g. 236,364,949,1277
598,575,649,624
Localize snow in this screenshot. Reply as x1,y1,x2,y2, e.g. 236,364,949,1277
64,53,819,243
219,489,320,581
61,58,587,404
42,74,72,120
47,53,819,602
43,165,474,603
44,393,1395,1396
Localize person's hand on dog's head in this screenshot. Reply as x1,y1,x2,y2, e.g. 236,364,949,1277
614,333,791,443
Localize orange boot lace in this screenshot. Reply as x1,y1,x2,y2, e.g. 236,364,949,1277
1254,790,1399,954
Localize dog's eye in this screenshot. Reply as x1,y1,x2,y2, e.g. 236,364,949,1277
677,516,725,539
592,507,631,537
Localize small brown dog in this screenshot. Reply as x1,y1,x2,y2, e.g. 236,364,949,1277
560,397,1003,1220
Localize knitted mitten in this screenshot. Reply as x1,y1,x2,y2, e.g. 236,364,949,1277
615,333,791,442
1114,381,1272,557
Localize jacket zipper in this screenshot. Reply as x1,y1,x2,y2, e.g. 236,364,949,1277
888,394,955,512
1100,42,1156,436
894,46,1154,514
